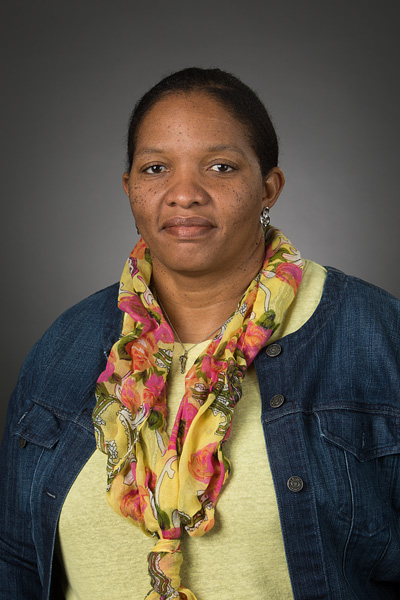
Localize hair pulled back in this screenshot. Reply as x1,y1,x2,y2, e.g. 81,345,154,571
126,67,279,177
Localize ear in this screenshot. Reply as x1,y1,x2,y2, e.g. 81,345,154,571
122,172,130,197
262,167,285,210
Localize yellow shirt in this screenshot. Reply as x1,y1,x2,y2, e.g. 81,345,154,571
57,260,327,599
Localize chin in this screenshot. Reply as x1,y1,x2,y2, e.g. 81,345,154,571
151,245,216,273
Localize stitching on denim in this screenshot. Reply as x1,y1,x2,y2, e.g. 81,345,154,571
315,405,400,418
294,407,330,595
337,507,389,536
262,405,400,429
319,435,400,462
29,446,46,578
261,406,303,424
316,409,400,460
342,451,355,589
16,406,33,426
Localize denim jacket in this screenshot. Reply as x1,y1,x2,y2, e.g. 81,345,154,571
1,267,400,599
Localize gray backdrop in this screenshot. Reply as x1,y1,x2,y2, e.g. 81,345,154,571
1,1,399,439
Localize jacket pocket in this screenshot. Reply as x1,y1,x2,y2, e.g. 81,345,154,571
316,407,400,461
13,402,61,448
315,406,400,535
316,408,400,594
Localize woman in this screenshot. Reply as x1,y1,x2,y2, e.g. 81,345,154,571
1,68,400,600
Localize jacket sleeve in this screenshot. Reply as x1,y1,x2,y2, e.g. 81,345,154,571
0,344,43,599
0,283,120,599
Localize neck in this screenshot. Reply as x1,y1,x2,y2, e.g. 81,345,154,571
152,244,265,343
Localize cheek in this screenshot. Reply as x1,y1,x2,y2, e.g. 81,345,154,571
227,187,263,226
128,185,156,215
128,196,146,228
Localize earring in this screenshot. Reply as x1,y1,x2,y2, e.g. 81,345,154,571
260,206,270,229
135,222,140,235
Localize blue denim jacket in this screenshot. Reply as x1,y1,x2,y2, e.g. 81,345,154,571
1,267,400,599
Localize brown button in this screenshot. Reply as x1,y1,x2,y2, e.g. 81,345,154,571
287,476,304,492
266,343,282,357
270,394,285,408
19,437,27,448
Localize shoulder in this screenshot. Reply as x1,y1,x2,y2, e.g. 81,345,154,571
319,267,400,366
265,266,400,410
325,266,400,319
50,282,120,331
31,283,121,365
13,283,122,414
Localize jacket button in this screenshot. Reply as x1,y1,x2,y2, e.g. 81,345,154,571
266,343,282,357
287,476,304,492
19,437,27,448
270,394,285,408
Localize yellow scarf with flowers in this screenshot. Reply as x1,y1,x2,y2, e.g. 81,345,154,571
93,227,302,599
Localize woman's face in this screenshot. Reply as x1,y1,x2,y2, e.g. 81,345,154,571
123,92,283,278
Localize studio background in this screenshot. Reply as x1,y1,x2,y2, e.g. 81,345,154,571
1,0,399,439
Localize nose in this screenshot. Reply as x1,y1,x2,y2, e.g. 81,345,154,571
164,168,210,208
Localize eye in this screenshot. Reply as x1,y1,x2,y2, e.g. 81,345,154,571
143,164,167,174
209,163,235,173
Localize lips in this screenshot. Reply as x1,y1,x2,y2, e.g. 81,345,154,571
161,216,215,239
162,216,214,229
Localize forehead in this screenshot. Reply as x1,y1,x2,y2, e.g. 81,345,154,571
134,92,252,152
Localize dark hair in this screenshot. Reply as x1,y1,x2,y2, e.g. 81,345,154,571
126,67,278,177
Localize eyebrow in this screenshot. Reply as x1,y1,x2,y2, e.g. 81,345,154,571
205,144,247,157
134,148,167,158
134,144,247,158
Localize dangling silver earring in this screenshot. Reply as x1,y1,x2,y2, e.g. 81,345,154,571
260,206,270,229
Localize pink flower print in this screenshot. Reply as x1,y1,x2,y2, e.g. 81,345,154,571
120,489,144,522
128,257,139,278
205,455,226,504
97,357,115,383
200,355,227,385
120,464,158,524
120,376,142,411
169,400,198,450
162,527,182,540
119,295,150,327
275,262,302,293
153,318,174,344
128,335,158,372
225,337,239,354
239,321,271,363
188,442,218,484
179,399,198,428
143,374,166,409
146,373,166,396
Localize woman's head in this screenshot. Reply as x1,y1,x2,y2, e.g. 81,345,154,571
126,67,279,177
122,84,285,280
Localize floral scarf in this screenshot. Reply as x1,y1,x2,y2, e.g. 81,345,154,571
93,227,302,599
